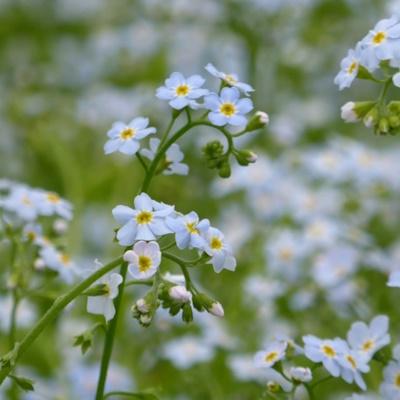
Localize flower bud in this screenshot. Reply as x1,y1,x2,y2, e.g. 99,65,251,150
182,303,193,323
169,285,192,303
139,314,152,326
378,117,390,135
53,219,68,235
289,367,312,383
267,381,280,393
218,160,231,178
341,101,376,123
389,115,400,128
364,107,379,128
208,301,224,318
84,283,110,297
136,298,150,313
34,258,45,270
123,250,135,263
234,149,258,166
246,111,269,131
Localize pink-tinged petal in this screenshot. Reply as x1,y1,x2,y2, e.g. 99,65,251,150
133,240,147,255
134,193,153,210
208,112,228,126
112,205,135,224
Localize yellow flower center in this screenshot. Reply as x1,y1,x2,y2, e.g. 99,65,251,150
138,255,152,272
265,351,278,364
346,355,357,369
395,373,400,387
362,339,375,352
120,127,136,140
26,231,36,241
175,84,190,97
220,102,236,117
322,345,336,358
59,254,71,266
186,222,199,234
210,236,223,250
347,61,358,74
47,193,60,204
279,248,293,261
136,211,153,225
373,31,386,45
22,195,32,206
225,74,237,85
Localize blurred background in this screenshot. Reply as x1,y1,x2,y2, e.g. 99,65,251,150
1,0,400,399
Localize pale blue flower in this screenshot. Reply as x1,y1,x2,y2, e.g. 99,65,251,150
205,63,254,95
104,117,156,155
40,246,77,284
112,193,174,245
204,87,253,127
334,43,363,90
141,138,189,175
156,72,208,110
203,227,236,273
166,211,209,250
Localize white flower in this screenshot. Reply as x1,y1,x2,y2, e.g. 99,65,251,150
204,87,253,127
205,63,254,95
360,16,400,71
288,366,312,383
388,271,400,287
2,186,40,221
166,211,209,250
36,190,73,220
141,138,189,176
112,193,174,245
124,241,161,280
380,360,400,399
204,227,236,273
104,117,156,155
254,341,287,368
303,335,347,377
347,315,390,360
169,285,192,303
40,246,77,284
338,347,370,390
156,72,208,110
341,102,359,123
87,271,123,322
393,72,400,87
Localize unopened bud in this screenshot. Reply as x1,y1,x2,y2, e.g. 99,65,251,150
169,285,192,303
235,149,258,166
34,258,45,270
267,381,280,393
246,111,269,131
53,219,68,235
123,250,135,263
140,314,152,326
378,117,390,134
208,301,224,318
136,298,150,313
218,160,231,178
341,101,376,123
289,367,312,383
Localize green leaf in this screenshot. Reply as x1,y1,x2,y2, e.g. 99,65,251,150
9,374,34,392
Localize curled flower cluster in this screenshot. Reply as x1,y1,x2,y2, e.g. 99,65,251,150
335,15,400,135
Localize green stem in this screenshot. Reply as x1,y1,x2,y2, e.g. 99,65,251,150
0,256,123,384
104,391,154,399
8,291,19,349
125,279,153,287
159,113,179,147
163,252,197,291
304,383,316,400
310,375,333,389
136,153,148,173
95,263,128,400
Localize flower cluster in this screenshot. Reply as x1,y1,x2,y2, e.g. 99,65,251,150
0,181,77,284
335,15,400,135
252,316,390,396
